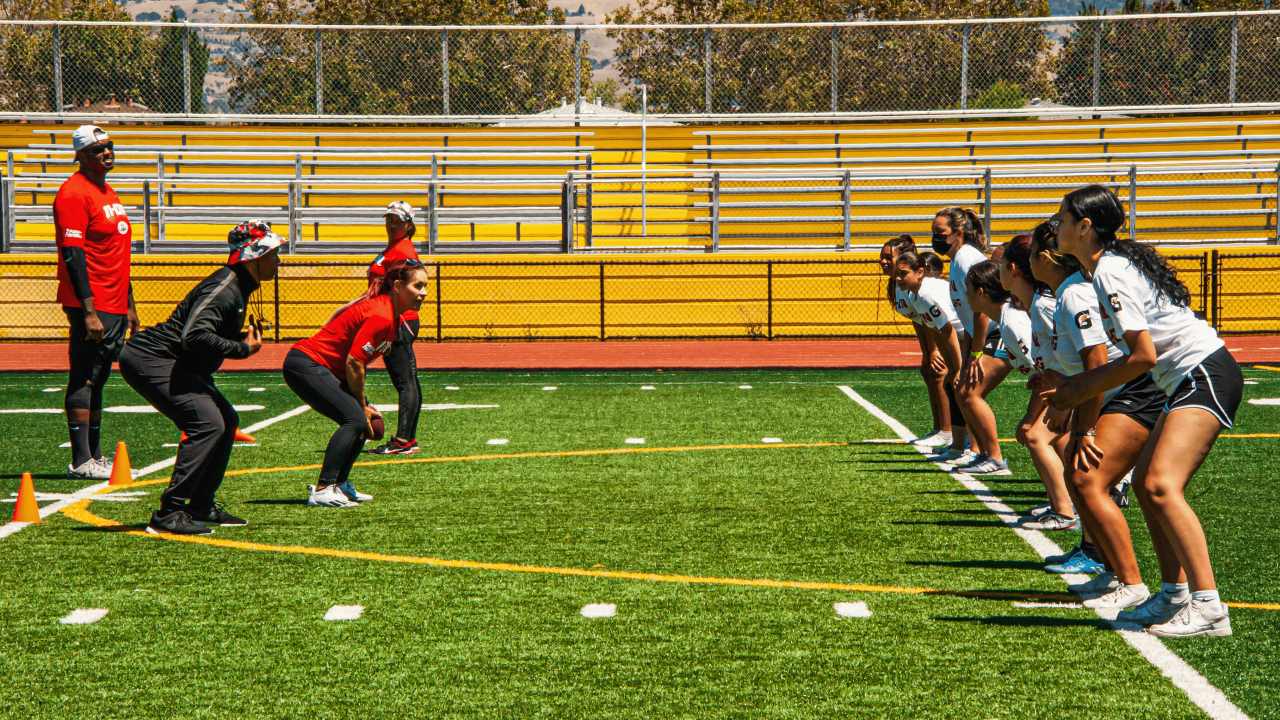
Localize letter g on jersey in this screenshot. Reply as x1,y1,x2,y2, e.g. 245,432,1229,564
1108,293,1122,312
1075,310,1093,329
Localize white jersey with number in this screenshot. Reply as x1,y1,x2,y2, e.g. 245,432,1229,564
948,244,987,336
998,302,1034,376
1093,251,1223,395
1029,290,1061,374
1053,272,1126,403
913,276,964,337
893,285,921,325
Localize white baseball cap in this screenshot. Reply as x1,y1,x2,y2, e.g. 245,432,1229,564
383,200,415,223
71,125,110,152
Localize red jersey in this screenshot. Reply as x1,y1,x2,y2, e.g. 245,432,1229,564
294,294,401,381
368,237,420,323
54,173,132,313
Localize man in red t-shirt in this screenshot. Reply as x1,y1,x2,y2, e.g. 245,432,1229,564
54,125,139,479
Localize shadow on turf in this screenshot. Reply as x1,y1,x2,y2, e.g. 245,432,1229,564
918,490,1049,498
892,519,1008,528
0,473,70,480
906,559,1046,571
244,499,309,505
72,522,149,533
935,616,1111,630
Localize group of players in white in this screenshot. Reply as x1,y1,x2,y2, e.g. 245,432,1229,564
879,185,1244,639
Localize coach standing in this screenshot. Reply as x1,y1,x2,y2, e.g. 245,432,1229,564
55,125,138,479
119,221,282,536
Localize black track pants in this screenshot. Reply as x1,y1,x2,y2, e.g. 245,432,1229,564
383,318,421,441
119,345,238,513
282,348,366,486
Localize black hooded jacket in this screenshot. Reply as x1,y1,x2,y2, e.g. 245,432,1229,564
126,264,258,375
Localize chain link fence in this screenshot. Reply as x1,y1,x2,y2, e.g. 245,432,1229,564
4,12,1280,121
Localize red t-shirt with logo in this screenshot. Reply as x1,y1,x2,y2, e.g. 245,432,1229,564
368,237,420,323
53,173,132,313
294,294,401,381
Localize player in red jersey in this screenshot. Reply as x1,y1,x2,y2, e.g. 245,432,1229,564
54,125,139,479
284,258,430,507
366,201,424,455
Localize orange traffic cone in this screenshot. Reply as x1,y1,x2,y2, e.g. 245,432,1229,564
180,431,187,442
108,441,133,486
11,472,42,523
234,428,257,443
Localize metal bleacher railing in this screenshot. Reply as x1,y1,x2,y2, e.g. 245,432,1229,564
3,11,1280,122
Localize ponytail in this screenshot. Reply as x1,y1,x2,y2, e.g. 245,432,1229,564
966,260,1010,304
1062,184,1190,307
362,259,425,302
1030,216,1082,274
920,251,944,277
936,206,988,253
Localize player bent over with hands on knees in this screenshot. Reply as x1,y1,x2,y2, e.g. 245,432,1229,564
55,125,139,479
285,259,430,508
119,221,281,536
1036,185,1243,637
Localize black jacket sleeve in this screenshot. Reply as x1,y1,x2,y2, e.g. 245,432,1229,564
180,281,250,360
60,246,94,302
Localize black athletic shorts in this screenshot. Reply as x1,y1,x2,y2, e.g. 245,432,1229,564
66,307,127,381
981,325,1008,359
1165,346,1244,429
1099,371,1165,431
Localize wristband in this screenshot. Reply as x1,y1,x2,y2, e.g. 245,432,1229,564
1071,430,1096,437
970,351,983,359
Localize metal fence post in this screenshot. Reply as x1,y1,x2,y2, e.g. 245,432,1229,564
156,153,166,242
427,181,438,254
1210,249,1221,331
1092,18,1102,108
561,177,571,253
982,167,992,239
767,261,773,340
4,152,12,246
182,24,191,115
435,261,443,342
704,27,712,114
142,180,151,253
53,24,63,113
711,170,720,252
0,177,6,253
598,262,605,341
286,181,296,253
585,155,594,247
960,24,969,111
1229,14,1239,104
842,169,851,251
273,272,280,342
573,27,582,122
830,25,839,113
1128,163,1138,238
314,28,323,116
441,28,450,116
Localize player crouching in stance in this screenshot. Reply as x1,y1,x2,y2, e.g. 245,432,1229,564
285,259,430,508
119,221,281,535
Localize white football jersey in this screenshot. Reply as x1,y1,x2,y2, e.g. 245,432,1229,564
912,276,964,337
1093,252,1223,395
948,244,987,336
998,302,1034,376
1052,272,1126,403
893,285,921,325
1029,290,1062,374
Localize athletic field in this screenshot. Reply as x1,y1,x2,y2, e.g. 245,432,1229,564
2,368,1278,719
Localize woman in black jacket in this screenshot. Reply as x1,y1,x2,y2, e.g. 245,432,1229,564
119,220,282,536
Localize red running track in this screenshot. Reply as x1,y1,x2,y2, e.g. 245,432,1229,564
5,337,1280,373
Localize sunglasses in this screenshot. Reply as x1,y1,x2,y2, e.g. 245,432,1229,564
402,258,425,268
83,141,114,156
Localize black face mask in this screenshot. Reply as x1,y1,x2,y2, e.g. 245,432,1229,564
931,232,951,254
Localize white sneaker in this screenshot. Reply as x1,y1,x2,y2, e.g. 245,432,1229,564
1029,504,1054,517
1147,600,1232,638
1023,512,1080,531
912,431,952,448
336,480,372,503
1082,583,1150,610
68,458,111,480
307,484,360,508
1069,571,1119,597
1117,592,1189,626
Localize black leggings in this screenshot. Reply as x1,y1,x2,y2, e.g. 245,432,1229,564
383,318,421,441
283,349,367,487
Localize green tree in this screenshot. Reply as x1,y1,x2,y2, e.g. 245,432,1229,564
155,7,211,113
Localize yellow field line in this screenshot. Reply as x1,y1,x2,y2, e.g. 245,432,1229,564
128,441,858,487
1251,365,1280,372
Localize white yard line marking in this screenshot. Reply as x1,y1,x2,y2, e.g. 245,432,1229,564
43,388,61,393
761,438,782,443
833,601,873,618
248,388,265,392
641,386,656,390
372,403,499,413
543,386,557,391
487,439,509,445
738,385,753,389
445,386,460,390
837,385,1250,720
323,605,364,621
1243,381,1258,385
625,438,645,444
59,442,71,448
0,408,63,413
60,609,109,625
1246,398,1280,405
580,603,616,618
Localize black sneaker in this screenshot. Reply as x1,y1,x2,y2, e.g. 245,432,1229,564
367,438,418,455
146,509,214,536
1111,480,1131,509
189,502,247,527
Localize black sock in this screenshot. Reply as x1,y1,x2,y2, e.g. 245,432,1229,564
1080,540,1102,563
88,423,103,460
68,422,91,468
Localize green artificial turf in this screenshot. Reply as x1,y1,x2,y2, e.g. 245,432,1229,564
1,368,1278,719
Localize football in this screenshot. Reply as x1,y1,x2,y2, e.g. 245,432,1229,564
368,414,385,441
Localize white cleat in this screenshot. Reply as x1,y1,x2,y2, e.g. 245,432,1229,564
1068,571,1119,597
911,431,952,448
1022,512,1080,531
68,458,111,480
307,484,360,508
336,480,372,503
1082,583,1150,610
1146,600,1232,638
1117,592,1189,626
1028,504,1054,517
